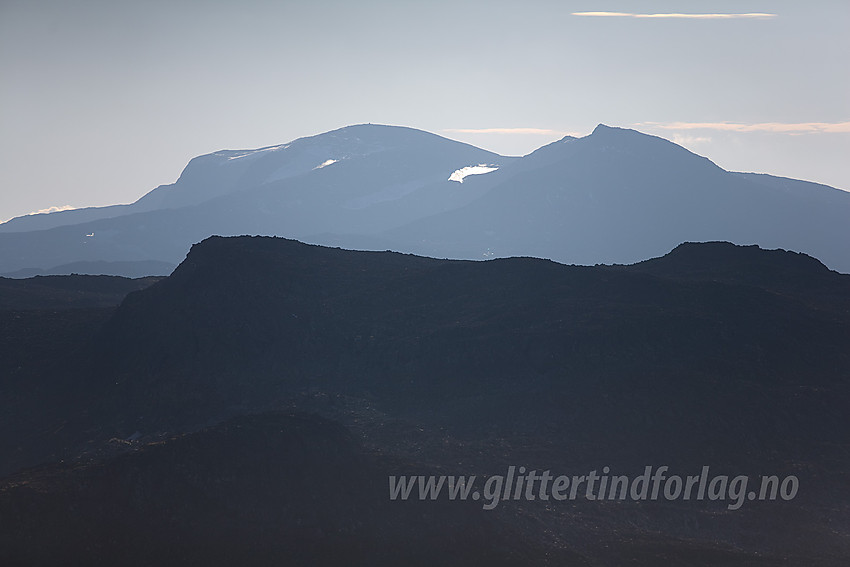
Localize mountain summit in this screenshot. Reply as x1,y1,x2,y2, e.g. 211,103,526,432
2,124,848,275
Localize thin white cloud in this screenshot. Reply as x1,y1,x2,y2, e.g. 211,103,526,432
671,134,713,146
28,205,75,215
572,12,776,20
444,128,584,137
641,121,850,134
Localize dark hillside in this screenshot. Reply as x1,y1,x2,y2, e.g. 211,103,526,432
2,237,849,564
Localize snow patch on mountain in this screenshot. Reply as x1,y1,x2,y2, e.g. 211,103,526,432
313,159,339,170
449,164,499,183
227,144,289,161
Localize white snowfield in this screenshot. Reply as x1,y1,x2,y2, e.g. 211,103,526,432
448,164,499,183
313,159,339,170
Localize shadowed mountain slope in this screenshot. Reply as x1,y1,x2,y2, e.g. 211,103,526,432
2,237,849,565
0,412,537,567
0,274,161,310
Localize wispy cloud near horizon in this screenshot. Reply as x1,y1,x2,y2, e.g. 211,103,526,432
670,134,713,146
572,12,777,20
0,204,77,224
640,121,850,134
29,205,76,216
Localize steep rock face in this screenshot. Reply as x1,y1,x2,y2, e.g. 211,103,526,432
2,124,849,276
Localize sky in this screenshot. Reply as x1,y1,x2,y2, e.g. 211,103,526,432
1,0,848,223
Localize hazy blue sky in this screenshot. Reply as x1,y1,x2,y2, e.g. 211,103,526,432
1,0,848,222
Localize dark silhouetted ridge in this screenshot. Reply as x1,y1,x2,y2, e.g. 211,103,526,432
622,241,850,309
632,241,830,277
2,236,850,565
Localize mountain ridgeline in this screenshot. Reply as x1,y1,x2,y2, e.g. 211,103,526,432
1,237,849,565
2,124,849,276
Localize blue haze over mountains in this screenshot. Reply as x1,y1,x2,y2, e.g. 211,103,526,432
2,124,848,276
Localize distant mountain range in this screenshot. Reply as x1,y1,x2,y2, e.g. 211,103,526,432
2,124,849,276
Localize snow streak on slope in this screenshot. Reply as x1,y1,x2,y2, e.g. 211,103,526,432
448,164,499,183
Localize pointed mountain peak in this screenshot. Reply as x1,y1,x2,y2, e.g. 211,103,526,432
585,123,671,147
591,123,617,134
582,123,724,171
590,123,644,138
